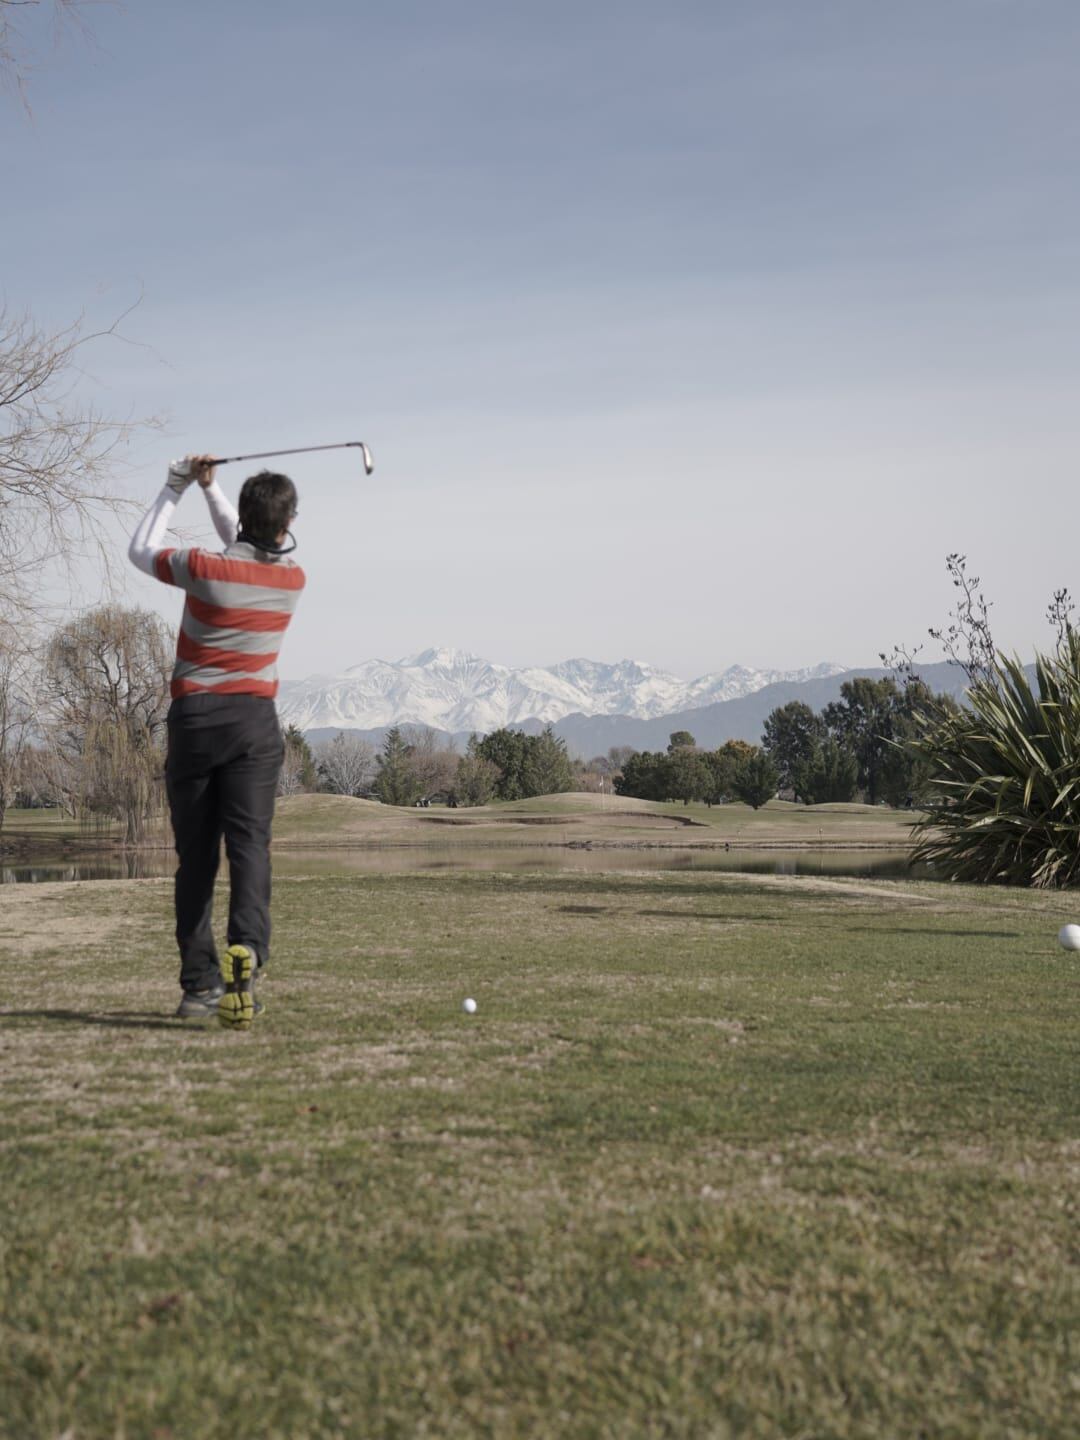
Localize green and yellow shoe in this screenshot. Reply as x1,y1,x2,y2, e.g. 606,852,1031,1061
218,944,258,1029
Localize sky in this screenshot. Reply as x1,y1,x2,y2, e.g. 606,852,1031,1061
4,0,1080,682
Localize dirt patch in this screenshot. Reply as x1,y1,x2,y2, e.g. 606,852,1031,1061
0,882,153,956
716,873,940,906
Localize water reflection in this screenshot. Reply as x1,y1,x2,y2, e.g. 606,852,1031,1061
0,853,175,884
0,846,925,884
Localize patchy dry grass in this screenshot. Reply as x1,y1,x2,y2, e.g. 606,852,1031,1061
1,868,1078,1438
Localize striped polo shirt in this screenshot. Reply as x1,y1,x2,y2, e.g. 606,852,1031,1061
154,542,306,700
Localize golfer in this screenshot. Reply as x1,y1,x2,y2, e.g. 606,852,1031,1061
128,456,305,1024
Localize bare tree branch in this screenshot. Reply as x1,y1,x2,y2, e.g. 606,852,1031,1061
1047,587,1075,652
1,0,106,112
927,553,997,687
0,300,153,628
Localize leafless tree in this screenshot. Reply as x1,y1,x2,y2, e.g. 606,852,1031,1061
1,1,98,110
4,7,155,631
315,731,376,796
401,725,458,800
0,627,34,829
277,743,306,798
572,763,604,794
0,303,149,627
607,745,637,772
44,604,172,844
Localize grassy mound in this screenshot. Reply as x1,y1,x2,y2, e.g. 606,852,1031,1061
271,793,920,849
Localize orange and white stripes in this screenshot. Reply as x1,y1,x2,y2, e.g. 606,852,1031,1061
129,481,305,701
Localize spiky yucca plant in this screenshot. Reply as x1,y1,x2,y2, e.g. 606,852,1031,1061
910,632,1080,887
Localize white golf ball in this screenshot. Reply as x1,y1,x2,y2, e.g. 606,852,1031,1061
462,997,477,1015
1057,924,1080,951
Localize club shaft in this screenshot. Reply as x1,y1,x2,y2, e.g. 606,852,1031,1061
210,441,368,466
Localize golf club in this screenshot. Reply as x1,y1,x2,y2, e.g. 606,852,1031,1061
209,441,374,475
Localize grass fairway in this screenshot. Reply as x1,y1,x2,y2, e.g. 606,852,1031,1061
1,868,1077,1438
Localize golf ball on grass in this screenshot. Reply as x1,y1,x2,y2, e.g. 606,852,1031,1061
462,997,477,1015
1057,924,1080,951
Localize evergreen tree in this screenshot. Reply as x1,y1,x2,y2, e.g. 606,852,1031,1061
701,740,755,805
762,701,824,796
522,726,574,797
474,728,530,800
878,681,957,807
792,737,859,804
374,726,424,807
732,747,779,810
614,750,672,800
475,727,573,800
668,746,709,804
823,678,899,805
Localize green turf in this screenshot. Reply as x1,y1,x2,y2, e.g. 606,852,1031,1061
1,868,1077,1438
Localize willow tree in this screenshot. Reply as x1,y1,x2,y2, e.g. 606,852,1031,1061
45,605,172,845
0,625,32,829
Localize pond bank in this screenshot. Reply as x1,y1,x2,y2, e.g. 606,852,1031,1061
0,843,926,884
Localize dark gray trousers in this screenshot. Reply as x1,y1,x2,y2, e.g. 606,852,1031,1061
165,694,283,993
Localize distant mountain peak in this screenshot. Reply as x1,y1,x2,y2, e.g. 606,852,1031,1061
398,646,482,669
278,650,849,735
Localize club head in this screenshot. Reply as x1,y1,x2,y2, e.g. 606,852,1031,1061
360,443,374,476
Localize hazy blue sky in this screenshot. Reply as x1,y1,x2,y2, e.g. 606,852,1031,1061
5,0,1079,680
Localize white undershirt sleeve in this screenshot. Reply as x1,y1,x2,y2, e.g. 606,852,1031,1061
203,479,240,545
127,486,178,578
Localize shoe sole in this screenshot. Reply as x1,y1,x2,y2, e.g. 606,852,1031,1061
219,945,255,1029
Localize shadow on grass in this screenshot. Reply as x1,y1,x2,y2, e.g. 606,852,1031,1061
556,905,609,915
478,874,822,901
0,1008,202,1032
846,927,1022,938
636,910,794,923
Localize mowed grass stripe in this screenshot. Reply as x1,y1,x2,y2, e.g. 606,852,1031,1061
0,869,1077,1438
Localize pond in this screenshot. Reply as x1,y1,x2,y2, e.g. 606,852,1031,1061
0,846,929,884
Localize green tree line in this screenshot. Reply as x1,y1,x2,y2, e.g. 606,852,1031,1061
613,677,954,809
280,724,578,809
761,676,953,806
613,735,779,809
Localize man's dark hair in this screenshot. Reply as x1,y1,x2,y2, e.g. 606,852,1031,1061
237,470,297,547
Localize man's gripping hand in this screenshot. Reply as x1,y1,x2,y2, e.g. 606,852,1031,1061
165,454,217,497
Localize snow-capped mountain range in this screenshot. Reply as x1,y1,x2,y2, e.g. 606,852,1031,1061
277,648,847,735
